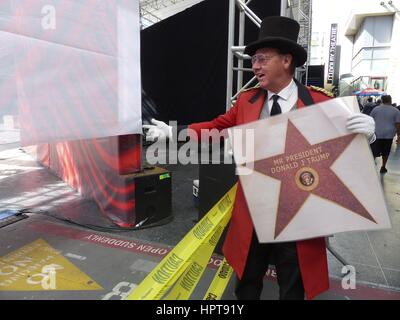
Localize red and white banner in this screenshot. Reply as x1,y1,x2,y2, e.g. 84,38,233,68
0,0,142,146
229,97,391,243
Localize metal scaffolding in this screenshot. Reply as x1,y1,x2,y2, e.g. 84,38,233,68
287,0,313,85
226,0,261,110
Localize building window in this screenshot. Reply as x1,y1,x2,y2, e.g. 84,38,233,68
351,15,393,79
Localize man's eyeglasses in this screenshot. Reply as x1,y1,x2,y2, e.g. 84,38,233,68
251,54,279,65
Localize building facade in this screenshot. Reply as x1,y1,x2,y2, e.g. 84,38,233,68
344,1,400,103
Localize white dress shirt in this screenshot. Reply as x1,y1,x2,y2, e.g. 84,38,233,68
260,79,298,119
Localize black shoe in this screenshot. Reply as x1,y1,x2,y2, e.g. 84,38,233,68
380,167,387,173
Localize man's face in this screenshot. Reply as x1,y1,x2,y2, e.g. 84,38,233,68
252,48,292,92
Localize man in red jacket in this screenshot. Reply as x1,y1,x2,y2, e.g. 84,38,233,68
144,16,376,300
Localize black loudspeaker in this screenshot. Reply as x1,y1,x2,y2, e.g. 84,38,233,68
133,167,172,228
199,161,238,254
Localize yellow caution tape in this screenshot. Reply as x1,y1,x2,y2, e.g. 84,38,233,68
203,258,234,300
165,213,230,300
126,184,237,300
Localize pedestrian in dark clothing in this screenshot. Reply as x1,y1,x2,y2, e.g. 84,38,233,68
362,97,377,116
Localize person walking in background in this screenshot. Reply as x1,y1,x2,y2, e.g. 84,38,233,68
362,97,377,116
370,95,400,173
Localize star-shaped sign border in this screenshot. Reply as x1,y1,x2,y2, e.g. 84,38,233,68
244,120,377,239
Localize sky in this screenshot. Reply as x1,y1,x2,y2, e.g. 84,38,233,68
312,0,355,34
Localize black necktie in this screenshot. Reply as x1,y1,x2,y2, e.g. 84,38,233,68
270,95,282,116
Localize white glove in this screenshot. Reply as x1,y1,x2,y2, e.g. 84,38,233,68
346,113,376,144
143,119,173,142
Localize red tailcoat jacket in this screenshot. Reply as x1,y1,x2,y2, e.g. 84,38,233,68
188,82,333,300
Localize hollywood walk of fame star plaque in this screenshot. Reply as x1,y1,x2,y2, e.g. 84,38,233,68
228,97,391,243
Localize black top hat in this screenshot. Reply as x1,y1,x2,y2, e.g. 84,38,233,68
244,16,307,67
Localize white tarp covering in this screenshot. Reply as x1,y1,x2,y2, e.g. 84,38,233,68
0,0,142,146
229,97,391,243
